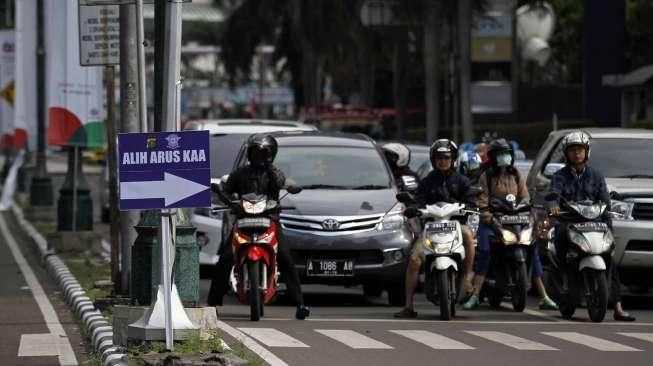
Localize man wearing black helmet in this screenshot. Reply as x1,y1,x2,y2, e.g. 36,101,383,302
207,134,310,320
394,139,476,318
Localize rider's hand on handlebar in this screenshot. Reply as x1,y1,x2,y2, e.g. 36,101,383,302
549,206,561,216
404,207,419,218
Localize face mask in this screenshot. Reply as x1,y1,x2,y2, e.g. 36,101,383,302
495,153,512,167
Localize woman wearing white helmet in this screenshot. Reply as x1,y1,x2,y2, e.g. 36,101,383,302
381,142,420,190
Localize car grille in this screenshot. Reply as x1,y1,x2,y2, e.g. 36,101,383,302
632,202,653,221
625,240,653,252
280,214,384,234
291,249,385,265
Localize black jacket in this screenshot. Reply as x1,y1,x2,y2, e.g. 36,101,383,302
549,164,610,208
414,169,475,208
224,164,286,201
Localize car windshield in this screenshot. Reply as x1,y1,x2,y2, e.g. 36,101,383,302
589,138,653,178
275,146,392,189
210,134,251,177
409,151,430,172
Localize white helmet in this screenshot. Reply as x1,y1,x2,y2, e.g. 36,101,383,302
382,142,411,168
561,131,591,160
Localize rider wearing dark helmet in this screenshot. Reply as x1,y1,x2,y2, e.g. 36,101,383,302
207,134,310,319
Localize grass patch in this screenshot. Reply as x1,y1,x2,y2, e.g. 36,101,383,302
33,221,56,237
61,255,112,301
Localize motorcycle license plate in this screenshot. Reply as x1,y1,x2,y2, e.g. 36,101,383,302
307,259,354,277
425,222,457,233
500,215,529,225
572,222,609,232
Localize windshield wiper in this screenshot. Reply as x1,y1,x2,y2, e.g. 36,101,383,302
350,185,389,190
302,184,349,189
615,174,653,179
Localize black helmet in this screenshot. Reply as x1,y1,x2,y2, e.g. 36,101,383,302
487,138,514,168
246,134,278,167
430,139,458,169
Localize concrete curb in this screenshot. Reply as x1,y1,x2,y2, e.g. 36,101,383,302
12,205,129,366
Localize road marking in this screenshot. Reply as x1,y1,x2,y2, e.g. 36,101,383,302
238,328,310,348
542,332,642,351
298,318,653,326
315,329,392,349
617,333,653,343
390,330,474,350
466,331,558,351
522,309,562,322
216,321,289,366
0,213,78,365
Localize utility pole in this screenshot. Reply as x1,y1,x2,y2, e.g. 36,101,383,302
458,0,473,142
119,3,140,296
29,0,53,207
105,65,120,292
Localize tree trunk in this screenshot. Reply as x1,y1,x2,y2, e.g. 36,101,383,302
393,32,408,140
424,0,443,144
458,0,473,142
359,30,376,107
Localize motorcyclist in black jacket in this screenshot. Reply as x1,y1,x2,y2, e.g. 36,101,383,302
548,131,634,321
394,139,476,318
207,134,310,320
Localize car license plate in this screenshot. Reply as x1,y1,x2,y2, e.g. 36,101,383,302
572,222,609,232
425,222,457,233
307,259,355,277
500,215,530,225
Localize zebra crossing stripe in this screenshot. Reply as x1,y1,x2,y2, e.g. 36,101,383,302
238,328,310,348
390,330,474,350
542,332,642,352
617,333,653,343
315,330,393,349
466,331,558,351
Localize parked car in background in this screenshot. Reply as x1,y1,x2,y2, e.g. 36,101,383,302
527,128,653,292
184,119,316,270
230,131,413,304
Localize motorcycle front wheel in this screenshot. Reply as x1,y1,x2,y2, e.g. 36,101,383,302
583,268,608,323
247,261,262,321
436,269,452,320
511,262,528,312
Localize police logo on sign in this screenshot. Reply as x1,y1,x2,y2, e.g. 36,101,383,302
165,134,181,149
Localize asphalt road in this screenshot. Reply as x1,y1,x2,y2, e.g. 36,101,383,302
0,212,88,366
200,280,653,366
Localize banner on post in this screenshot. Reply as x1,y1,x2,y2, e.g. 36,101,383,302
46,0,105,148
15,0,37,152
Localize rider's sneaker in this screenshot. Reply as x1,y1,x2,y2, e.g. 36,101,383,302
463,295,480,310
296,305,310,320
539,296,558,310
393,308,418,318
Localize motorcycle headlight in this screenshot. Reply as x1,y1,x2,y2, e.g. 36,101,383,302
519,227,533,244
234,231,250,245
435,243,451,254
579,205,603,220
378,204,406,231
568,229,590,252
500,229,518,244
243,200,266,214
610,200,635,220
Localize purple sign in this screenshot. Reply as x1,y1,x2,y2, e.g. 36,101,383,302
118,130,211,210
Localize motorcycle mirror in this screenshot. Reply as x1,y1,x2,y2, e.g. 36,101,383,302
287,185,303,195
396,192,413,203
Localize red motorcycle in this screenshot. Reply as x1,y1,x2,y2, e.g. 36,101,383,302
213,184,301,321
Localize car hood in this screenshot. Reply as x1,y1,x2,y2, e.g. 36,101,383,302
280,189,397,216
606,178,653,197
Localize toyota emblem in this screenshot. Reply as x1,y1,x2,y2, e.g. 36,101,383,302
322,219,341,231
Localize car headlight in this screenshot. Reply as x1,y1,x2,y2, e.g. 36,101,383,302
610,200,634,220
500,229,518,244
243,200,266,214
568,229,590,252
378,203,406,231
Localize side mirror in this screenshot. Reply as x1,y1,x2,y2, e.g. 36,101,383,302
543,163,564,178
400,175,418,192
396,192,413,203
286,185,302,195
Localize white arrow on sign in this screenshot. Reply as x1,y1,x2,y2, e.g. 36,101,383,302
120,172,209,207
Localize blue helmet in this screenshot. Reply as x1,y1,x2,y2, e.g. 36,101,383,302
458,150,482,175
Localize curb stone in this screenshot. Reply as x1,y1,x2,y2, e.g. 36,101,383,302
11,205,128,366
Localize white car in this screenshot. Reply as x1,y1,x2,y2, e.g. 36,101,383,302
184,119,317,269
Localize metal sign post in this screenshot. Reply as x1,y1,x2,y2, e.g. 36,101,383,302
121,130,210,349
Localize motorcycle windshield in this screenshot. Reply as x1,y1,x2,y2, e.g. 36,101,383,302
568,202,606,220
